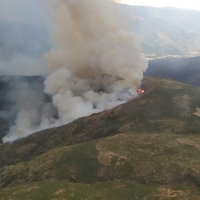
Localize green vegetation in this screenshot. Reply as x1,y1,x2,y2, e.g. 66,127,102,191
140,41,166,55
1,180,200,200
0,181,151,200
130,6,200,56
1,77,200,199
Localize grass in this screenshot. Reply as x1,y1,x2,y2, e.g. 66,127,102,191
1,133,200,190
0,180,156,200
140,41,166,55
2,77,200,168
1,77,200,198
1,180,200,200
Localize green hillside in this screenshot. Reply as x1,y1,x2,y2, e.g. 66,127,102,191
124,6,200,57
0,77,200,199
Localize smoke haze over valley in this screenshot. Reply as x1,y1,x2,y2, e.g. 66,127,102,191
1,0,200,143
1,0,147,142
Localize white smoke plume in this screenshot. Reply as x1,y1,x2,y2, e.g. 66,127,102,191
3,0,147,143
1,77,57,142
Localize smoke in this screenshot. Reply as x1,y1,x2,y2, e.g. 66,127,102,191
0,0,51,76
0,56,47,76
0,0,48,25
2,0,147,143
1,76,58,142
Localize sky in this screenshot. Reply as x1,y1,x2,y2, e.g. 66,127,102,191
1,0,199,24
114,0,200,11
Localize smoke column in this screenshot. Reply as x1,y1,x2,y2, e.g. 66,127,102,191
3,0,147,143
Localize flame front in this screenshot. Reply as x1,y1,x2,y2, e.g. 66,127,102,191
137,88,145,95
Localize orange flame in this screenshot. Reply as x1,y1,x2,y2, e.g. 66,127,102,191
137,88,144,95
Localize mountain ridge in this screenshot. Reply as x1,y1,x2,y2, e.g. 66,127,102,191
0,76,200,199
123,6,200,57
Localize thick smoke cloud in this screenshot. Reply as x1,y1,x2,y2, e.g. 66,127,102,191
3,0,147,142
1,76,58,142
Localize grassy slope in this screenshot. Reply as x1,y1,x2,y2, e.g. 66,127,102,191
1,181,199,200
2,77,200,167
140,41,166,55
1,77,200,199
129,6,200,55
1,133,200,199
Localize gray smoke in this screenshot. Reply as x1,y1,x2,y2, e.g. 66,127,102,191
0,77,57,142
0,0,48,25
0,56,46,76
0,0,50,76
3,0,147,143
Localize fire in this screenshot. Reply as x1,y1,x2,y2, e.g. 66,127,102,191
128,88,144,102
137,88,145,95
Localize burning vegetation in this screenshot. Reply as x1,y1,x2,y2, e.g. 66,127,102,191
137,88,145,95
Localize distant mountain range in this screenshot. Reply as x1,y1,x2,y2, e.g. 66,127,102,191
1,6,200,60
146,56,200,86
123,6,200,57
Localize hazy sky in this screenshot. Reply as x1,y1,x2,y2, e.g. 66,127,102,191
114,0,200,11
0,0,48,25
